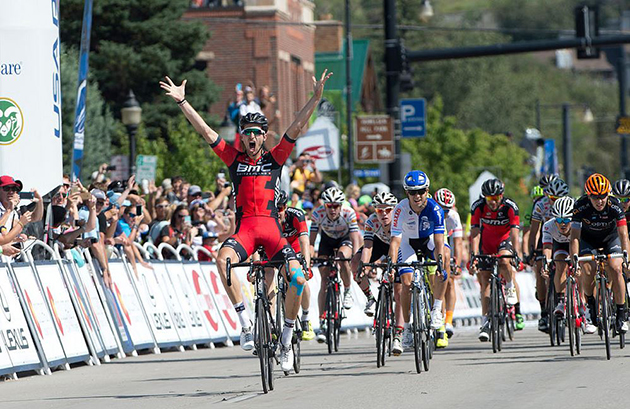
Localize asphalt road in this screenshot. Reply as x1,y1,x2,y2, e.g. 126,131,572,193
2,324,630,409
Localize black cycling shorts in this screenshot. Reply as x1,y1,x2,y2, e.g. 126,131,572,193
318,232,353,257
552,241,570,258
477,239,515,271
357,237,389,263
579,234,622,256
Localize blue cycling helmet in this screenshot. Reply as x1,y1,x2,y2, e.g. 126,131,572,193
403,170,430,191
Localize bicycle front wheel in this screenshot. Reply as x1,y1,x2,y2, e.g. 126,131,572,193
256,298,271,393
293,319,301,374
375,288,386,368
490,278,499,353
599,276,611,360
567,279,576,357
411,286,423,374
326,287,334,354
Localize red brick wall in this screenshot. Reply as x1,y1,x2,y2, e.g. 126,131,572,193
183,6,314,136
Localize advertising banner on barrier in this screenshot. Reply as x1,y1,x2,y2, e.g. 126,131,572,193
63,260,106,358
11,264,67,367
151,262,193,344
0,263,41,372
134,265,181,348
107,261,155,350
0,265,17,376
163,262,211,345
198,263,241,340
33,263,90,364
74,260,119,355
182,263,229,344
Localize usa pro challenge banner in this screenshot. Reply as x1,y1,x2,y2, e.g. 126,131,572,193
0,0,63,194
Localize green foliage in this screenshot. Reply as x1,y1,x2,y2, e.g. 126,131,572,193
403,96,530,214
59,0,219,138
60,44,117,178
129,118,225,190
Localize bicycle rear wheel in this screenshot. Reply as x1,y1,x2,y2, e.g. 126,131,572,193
506,307,515,341
599,276,611,360
256,298,271,393
497,287,504,352
490,278,499,353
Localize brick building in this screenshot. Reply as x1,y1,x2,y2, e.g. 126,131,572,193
184,0,316,138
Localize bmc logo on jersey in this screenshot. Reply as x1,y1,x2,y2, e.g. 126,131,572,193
480,217,509,226
236,162,272,175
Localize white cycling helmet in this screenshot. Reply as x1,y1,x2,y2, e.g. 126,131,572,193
321,187,345,204
373,191,398,207
545,178,569,197
613,179,630,197
551,196,574,218
434,188,456,209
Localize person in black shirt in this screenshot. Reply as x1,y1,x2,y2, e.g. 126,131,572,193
570,174,630,334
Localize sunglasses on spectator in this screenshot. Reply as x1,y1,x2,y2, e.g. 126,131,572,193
555,217,571,224
177,213,187,218
325,203,341,209
618,197,630,203
375,206,393,214
589,194,608,200
242,128,264,137
128,213,137,218
406,188,427,196
96,200,105,206
2,186,20,192
485,194,502,201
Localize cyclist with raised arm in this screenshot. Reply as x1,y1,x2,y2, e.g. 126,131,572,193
388,171,451,352
351,191,398,317
434,188,464,345
276,191,315,341
309,187,361,342
160,70,332,372
528,178,570,332
470,178,522,342
570,174,630,334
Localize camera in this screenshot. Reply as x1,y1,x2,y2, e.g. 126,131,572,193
90,237,99,244
19,192,34,200
224,182,231,188
106,165,117,171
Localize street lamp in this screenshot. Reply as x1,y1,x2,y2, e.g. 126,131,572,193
121,90,142,177
419,0,434,22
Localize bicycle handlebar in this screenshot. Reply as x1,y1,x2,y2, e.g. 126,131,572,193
571,252,627,263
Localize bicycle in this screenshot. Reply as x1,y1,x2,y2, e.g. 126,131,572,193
539,256,565,347
226,252,288,393
392,254,440,373
472,254,515,353
312,256,352,354
563,257,583,356
360,259,393,368
573,251,627,360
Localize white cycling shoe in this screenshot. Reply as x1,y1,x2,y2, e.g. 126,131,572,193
506,287,518,306
364,298,376,317
240,326,254,351
280,343,293,372
343,289,354,310
401,327,414,349
430,309,444,330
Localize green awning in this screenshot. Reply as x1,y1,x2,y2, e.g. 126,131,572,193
315,39,370,105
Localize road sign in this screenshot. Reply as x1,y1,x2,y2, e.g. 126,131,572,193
354,169,381,178
400,98,426,138
136,155,158,182
355,116,395,164
616,116,630,135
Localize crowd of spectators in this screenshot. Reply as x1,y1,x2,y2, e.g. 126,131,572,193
0,158,385,287
226,82,280,140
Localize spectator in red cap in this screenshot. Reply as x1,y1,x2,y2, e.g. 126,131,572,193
0,175,43,256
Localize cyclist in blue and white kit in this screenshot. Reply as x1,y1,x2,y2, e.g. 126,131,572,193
388,171,451,351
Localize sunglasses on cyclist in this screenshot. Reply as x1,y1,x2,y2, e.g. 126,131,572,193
241,128,265,137
325,203,341,209
375,206,393,214
406,188,427,196
555,217,571,224
589,194,608,201
485,194,502,201
1,186,20,193
277,205,286,212
618,197,630,203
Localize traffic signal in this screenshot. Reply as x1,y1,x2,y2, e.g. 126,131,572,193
575,5,600,59
400,42,415,92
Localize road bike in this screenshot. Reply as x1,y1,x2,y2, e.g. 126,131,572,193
226,251,288,393
563,258,583,356
539,256,565,347
313,255,352,354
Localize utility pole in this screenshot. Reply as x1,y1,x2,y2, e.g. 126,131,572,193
345,0,354,185
562,103,573,188
384,0,402,197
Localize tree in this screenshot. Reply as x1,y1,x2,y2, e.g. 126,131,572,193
60,44,118,178
59,0,219,139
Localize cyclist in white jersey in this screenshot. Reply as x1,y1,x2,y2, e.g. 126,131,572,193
351,192,398,319
434,188,464,344
310,187,361,341
542,196,597,334
389,171,451,352
528,178,569,332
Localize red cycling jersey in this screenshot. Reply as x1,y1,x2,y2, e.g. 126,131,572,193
210,134,295,219
471,197,520,254
281,207,308,253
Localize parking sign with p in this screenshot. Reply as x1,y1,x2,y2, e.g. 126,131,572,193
400,98,426,138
